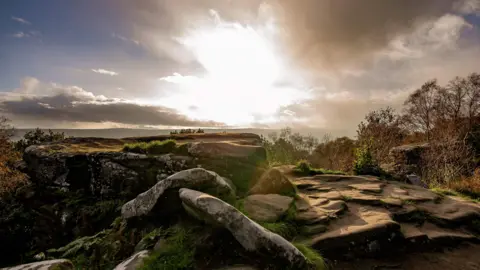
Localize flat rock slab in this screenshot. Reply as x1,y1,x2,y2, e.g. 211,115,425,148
121,168,235,219
417,197,480,225
416,222,477,244
179,188,307,268
114,250,150,270
349,183,385,193
311,204,401,250
244,194,293,222
2,259,74,270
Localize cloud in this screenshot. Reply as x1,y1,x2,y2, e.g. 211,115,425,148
111,32,140,45
12,31,41,39
91,69,119,76
11,16,31,25
0,78,224,128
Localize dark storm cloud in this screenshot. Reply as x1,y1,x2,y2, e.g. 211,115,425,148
0,79,223,127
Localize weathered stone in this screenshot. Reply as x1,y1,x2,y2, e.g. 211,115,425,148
243,194,293,222
416,197,480,225
187,141,265,160
113,250,150,270
301,224,328,235
122,168,235,219
248,168,296,196
179,188,308,268
2,259,74,270
311,204,401,250
348,183,385,194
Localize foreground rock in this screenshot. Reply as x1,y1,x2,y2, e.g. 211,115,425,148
285,167,480,257
244,194,293,222
179,188,308,268
248,167,296,195
122,168,235,219
2,259,74,270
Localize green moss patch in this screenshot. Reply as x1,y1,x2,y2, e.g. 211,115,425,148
293,160,345,176
293,243,327,270
123,140,177,155
139,226,195,270
431,187,480,203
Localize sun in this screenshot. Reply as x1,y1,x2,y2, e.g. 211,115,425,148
156,11,310,126
182,21,280,87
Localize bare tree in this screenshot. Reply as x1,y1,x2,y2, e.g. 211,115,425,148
403,80,440,142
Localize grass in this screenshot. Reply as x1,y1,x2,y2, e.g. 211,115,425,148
123,140,177,155
258,199,299,240
293,243,327,270
139,226,195,270
293,160,345,176
431,187,480,203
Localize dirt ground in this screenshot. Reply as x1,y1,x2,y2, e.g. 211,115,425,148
331,244,480,270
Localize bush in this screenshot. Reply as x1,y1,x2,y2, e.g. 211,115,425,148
0,117,27,196
123,140,177,155
353,144,383,176
15,128,66,151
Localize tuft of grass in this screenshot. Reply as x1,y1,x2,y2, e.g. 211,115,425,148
123,140,177,155
293,243,327,270
139,226,195,270
293,160,345,176
431,187,480,203
259,199,299,240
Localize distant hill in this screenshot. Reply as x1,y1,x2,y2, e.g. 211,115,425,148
12,128,353,141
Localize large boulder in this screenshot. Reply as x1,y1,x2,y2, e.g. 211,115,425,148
179,188,308,268
381,143,430,181
122,168,235,219
243,194,293,222
248,167,296,196
2,259,74,270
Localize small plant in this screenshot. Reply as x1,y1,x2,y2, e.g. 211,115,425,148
123,140,177,155
353,143,384,176
293,243,327,270
139,226,195,270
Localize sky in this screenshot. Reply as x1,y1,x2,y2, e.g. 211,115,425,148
1,0,480,136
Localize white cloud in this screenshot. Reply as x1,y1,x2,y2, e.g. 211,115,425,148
159,73,200,84
91,69,119,76
12,31,41,39
111,33,140,45
11,16,31,25
12,32,26,38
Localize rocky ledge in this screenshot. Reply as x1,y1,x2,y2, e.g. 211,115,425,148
1,134,479,269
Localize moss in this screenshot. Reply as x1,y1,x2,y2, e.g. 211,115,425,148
139,226,195,270
293,243,327,270
341,195,352,201
258,199,298,240
431,187,480,203
260,222,298,240
135,228,166,252
293,160,345,176
123,140,177,155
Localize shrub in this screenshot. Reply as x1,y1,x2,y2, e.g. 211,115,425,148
0,117,27,196
353,144,383,176
123,140,177,155
15,128,66,151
